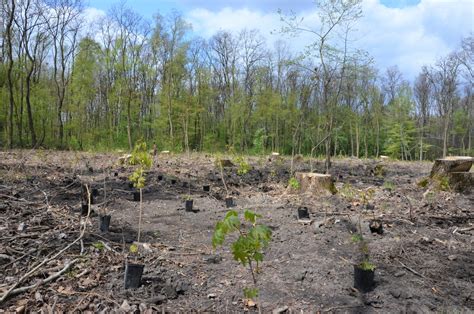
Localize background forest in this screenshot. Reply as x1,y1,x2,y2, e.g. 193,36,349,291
0,0,472,160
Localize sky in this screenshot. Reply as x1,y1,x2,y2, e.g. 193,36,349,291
84,0,474,80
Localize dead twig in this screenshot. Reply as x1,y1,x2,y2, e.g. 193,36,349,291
322,304,362,312
5,259,79,298
0,185,91,304
398,261,428,279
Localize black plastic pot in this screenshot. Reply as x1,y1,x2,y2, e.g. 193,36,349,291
203,185,210,192
185,200,194,212
366,203,375,210
225,197,235,208
99,215,111,232
133,191,140,202
158,175,163,181
297,207,310,220
124,263,144,289
354,265,375,292
114,172,119,177
369,220,384,234
81,204,89,216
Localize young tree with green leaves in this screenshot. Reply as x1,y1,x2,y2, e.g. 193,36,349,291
212,210,272,306
128,140,152,243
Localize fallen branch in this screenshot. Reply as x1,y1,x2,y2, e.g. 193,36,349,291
5,259,79,298
322,304,362,312
0,185,91,304
399,261,428,279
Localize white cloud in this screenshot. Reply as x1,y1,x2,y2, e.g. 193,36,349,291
187,7,281,39
184,0,473,80
82,7,107,31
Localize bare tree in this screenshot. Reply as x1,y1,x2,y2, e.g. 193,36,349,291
44,0,83,147
414,66,432,160
382,65,403,105
280,0,363,172
16,0,50,147
429,53,461,157
3,0,15,148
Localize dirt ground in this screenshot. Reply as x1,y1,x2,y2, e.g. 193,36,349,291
0,150,473,313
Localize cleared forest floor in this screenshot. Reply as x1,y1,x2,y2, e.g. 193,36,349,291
0,150,472,313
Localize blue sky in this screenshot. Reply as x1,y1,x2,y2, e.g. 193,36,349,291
84,0,473,80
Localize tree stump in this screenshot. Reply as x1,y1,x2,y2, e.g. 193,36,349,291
448,172,473,193
218,159,234,167
268,152,282,162
430,156,473,177
429,156,473,193
294,172,337,195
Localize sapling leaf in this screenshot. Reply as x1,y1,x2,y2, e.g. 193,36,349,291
243,287,259,299
129,243,138,253
253,252,264,262
244,210,261,224
250,225,272,246
212,209,273,301
212,224,226,247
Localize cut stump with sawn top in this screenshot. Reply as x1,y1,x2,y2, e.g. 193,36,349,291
430,156,473,193
430,156,473,177
294,172,337,195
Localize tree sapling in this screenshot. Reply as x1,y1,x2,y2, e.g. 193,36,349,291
128,140,152,243
351,220,376,292
212,210,272,309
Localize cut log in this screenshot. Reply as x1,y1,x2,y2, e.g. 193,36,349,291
447,172,473,194
268,153,282,162
218,159,234,167
294,172,337,195
430,156,473,177
118,154,132,165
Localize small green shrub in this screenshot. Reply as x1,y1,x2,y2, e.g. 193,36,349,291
435,175,450,191
288,177,300,189
213,210,272,300
234,156,251,175
359,260,376,271
340,183,356,200
417,177,430,188
382,181,395,191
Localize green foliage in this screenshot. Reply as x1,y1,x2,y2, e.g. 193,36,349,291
351,234,363,243
359,188,375,205
434,175,450,191
92,242,105,250
252,128,266,155
129,141,153,168
417,177,429,188
243,287,259,299
234,156,251,175
359,260,376,271
212,209,272,300
288,177,300,190
128,141,152,189
382,181,395,191
129,243,138,254
340,183,356,200
383,88,417,160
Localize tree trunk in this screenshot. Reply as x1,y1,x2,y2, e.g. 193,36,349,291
6,0,15,149
127,95,132,151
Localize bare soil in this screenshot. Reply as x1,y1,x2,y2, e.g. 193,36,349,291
0,150,473,313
